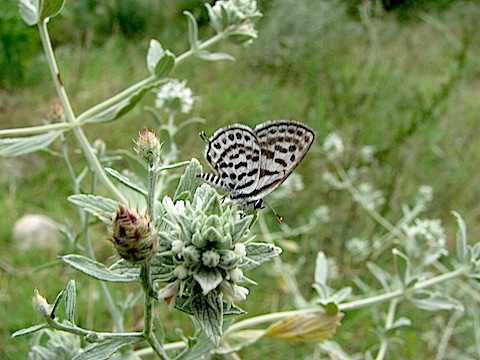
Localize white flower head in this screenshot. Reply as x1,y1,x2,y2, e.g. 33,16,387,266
162,196,185,217
154,80,194,114
407,218,446,249
322,132,344,158
220,281,249,302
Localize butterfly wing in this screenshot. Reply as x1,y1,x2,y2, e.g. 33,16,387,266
198,125,261,196
249,120,315,200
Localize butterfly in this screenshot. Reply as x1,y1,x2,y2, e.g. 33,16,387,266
197,120,315,216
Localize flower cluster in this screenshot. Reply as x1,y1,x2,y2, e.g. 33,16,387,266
156,184,280,308
154,79,194,115
206,0,262,44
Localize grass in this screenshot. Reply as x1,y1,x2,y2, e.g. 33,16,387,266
1,1,480,358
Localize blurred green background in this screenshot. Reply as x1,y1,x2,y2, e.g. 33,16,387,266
1,0,480,358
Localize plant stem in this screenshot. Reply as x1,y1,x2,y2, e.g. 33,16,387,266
435,310,463,360
59,135,125,332
140,263,169,359
46,316,142,341
0,122,71,137
339,266,468,312
37,20,126,204
225,266,469,338
375,298,399,360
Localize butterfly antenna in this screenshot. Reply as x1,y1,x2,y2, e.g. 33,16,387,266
199,131,208,142
264,201,283,223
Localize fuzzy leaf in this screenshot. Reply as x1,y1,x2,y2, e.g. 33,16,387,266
62,255,138,282
190,292,223,346
176,330,216,360
174,296,245,316
184,11,199,50
388,317,412,330
40,0,65,21
109,259,141,277
87,80,167,123
64,280,76,324
11,324,48,338
17,0,39,25
72,337,142,360
68,194,119,224
314,252,328,285
196,50,236,62
264,313,343,342
104,167,147,196
367,262,391,291
242,243,282,272
193,268,223,296
232,215,254,243
393,248,411,286
51,289,65,318
0,131,62,157
174,158,203,202
147,39,176,78
452,211,468,263
329,287,352,305
409,291,464,312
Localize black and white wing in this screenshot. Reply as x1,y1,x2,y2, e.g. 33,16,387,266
197,125,261,197
249,120,315,201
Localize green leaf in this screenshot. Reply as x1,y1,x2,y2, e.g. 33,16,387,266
366,262,391,291
197,50,236,62
314,251,328,285
329,287,352,305
184,11,199,50
232,215,254,243
72,337,142,360
11,324,48,338
17,0,39,26
64,280,76,324
176,330,216,360
87,80,167,123
174,158,203,202
104,167,147,196
0,131,62,157
408,290,464,312
388,317,412,331
62,255,139,282
393,248,411,286
68,194,119,224
193,268,223,296
51,289,65,318
191,292,223,346
146,39,176,78
40,0,65,21
242,243,282,272
452,211,468,263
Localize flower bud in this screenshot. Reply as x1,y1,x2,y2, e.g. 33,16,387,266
134,128,162,166
202,250,221,268
219,249,239,269
173,264,188,280
171,240,184,254
183,245,201,265
109,206,157,263
32,288,51,318
234,243,247,257
229,268,244,282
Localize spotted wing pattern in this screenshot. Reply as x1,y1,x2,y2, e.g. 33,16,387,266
198,125,261,196
250,120,315,201
198,120,315,209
